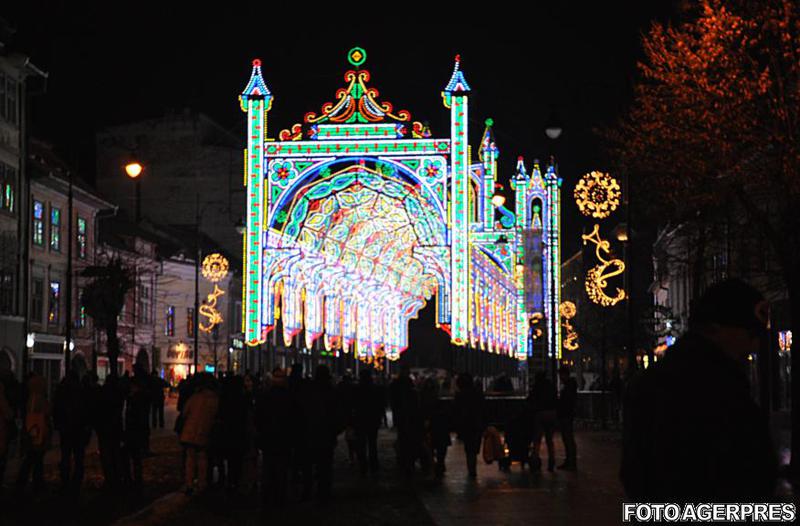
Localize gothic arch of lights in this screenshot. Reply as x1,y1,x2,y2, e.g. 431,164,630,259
239,49,562,362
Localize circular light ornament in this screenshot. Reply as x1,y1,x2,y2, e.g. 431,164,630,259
348,47,367,67
202,253,229,283
574,171,621,219
559,301,577,320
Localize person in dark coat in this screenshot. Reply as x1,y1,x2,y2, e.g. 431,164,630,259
420,377,451,478
529,371,557,471
53,370,91,494
337,372,358,466
95,373,124,489
122,367,151,492
353,369,385,475
255,368,295,507
149,370,167,429
219,375,247,492
557,365,578,470
390,367,425,475
15,373,51,494
300,365,342,501
621,279,777,502
453,373,484,478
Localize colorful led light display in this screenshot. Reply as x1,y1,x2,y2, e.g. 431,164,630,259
240,49,561,364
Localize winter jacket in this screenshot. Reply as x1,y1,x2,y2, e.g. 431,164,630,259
179,388,220,447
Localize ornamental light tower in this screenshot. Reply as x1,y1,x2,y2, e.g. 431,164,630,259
442,55,471,346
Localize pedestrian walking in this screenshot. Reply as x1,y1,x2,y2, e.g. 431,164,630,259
621,279,777,501
557,365,578,471
529,371,557,472
255,368,294,507
453,373,484,478
15,373,51,494
53,370,91,494
179,373,219,495
299,365,342,502
0,381,14,492
149,370,167,429
122,367,151,493
354,369,385,475
420,377,451,478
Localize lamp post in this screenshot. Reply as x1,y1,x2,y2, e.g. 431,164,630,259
125,162,143,223
545,113,563,382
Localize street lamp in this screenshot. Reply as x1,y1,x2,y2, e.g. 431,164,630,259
544,111,563,140
125,162,144,223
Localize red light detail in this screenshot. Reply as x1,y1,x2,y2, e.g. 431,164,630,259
253,59,262,67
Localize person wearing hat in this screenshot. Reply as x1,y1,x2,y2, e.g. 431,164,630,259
621,278,777,501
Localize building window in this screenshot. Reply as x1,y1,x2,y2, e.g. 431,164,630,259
50,206,61,251
31,278,44,323
32,201,44,246
0,270,13,314
0,162,15,214
0,72,18,125
165,306,175,336
77,217,87,259
75,287,86,328
137,282,151,324
48,280,60,325
187,307,194,337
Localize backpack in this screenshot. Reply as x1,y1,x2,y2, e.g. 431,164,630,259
482,426,504,464
25,401,47,449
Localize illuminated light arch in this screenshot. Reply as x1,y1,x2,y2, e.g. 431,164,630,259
240,48,561,363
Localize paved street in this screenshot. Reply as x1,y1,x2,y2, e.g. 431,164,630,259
110,426,624,526
1,395,625,526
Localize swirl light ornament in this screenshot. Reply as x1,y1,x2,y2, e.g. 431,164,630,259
559,301,579,351
574,171,621,219
582,224,626,307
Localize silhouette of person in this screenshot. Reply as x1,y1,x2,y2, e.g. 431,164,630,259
529,371,557,471
557,365,578,470
454,373,484,478
53,370,91,494
353,368,385,475
621,279,777,501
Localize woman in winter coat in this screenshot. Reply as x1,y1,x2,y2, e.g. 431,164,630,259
179,373,219,494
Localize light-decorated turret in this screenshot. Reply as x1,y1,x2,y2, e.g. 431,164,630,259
479,118,499,230
240,58,273,345
443,54,471,345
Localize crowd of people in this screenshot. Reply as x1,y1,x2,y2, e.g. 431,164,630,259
0,367,168,496
0,361,580,505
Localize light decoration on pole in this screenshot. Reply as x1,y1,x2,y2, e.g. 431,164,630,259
239,48,558,364
582,224,626,307
560,301,579,351
200,253,229,333
574,171,620,219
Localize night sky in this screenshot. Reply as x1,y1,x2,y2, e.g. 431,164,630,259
6,1,678,257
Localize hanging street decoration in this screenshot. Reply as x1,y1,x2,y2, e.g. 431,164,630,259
582,224,626,307
559,301,579,351
202,253,230,283
574,171,621,219
200,253,229,333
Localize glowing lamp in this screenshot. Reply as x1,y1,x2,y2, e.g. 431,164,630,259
125,162,143,179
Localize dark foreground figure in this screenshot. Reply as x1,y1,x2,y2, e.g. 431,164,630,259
621,279,778,501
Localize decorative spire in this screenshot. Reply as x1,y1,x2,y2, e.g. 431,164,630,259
479,117,498,161
443,54,472,94
301,48,410,125
515,156,528,179
240,58,272,111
